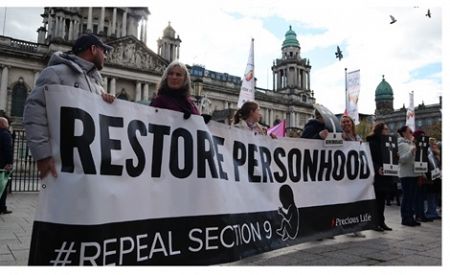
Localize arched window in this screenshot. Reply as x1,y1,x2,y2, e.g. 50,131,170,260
11,77,29,117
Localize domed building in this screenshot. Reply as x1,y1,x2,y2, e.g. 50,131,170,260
374,75,441,138
374,75,394,115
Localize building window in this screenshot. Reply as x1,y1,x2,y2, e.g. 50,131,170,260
11,77,28,117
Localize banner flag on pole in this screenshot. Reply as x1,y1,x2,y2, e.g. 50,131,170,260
345,69,360,125
406,91,415,132
267,120,286,138
237,38,255,108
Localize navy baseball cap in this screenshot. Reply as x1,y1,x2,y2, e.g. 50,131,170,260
72,34,113,54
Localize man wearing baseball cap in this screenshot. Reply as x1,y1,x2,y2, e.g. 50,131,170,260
23,34,115,179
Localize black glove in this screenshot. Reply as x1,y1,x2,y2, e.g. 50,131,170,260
183,111,191,119
201,114,212,124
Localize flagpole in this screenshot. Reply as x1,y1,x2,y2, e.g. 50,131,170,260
344,67,348,115
2,7,7,36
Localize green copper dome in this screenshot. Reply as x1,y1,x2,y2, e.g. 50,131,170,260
375,75,394,101
282,25,300,48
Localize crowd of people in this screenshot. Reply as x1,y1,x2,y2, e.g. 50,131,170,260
3,34,442,237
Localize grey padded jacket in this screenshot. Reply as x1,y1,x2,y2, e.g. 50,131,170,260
23,51,104,161
397,136,421,178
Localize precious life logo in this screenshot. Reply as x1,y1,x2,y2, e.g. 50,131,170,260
332,213,372,228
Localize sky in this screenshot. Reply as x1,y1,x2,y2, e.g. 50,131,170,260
0,0,446,115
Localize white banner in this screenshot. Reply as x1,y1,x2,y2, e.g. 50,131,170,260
346,70,360,125
237,39,255,108
29,85,377,265
406,91,415,132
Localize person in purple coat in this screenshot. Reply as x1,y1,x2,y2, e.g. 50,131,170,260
150,60,200,118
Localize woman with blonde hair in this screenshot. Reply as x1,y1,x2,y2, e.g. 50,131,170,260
150,60,199,117
340,115,361,141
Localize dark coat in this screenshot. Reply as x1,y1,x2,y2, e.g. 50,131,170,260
366,134,394,192
150,92,199,115
301,119,325,139
0,128,13,168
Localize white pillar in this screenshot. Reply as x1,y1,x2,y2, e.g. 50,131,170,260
122,11,127,37
73,20,78,38
142,20,147,44
224,101,229,109
87,7,93,32
68,20,73,40
135,82,142,101
47,15,53,39
33,72,40,88
143,83,149,100
139,20,144,41
0,66,9,111
112,8,117,36
99,7,105,34
55,16,60,37
110,78,116,95
270,109,274,126
60,16,65,37
103,77,108,92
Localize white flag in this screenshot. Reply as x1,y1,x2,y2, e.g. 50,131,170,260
237,38,255,108
406,91,415,132
345,70,360,125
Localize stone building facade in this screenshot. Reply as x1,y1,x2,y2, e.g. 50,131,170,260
0,7,317,133
374,75,441,139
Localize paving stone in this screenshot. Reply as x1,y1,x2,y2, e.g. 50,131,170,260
1,192,442,266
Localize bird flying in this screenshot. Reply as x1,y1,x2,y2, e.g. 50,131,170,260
335,46,343,61
389,15,397,24
426,9,431,18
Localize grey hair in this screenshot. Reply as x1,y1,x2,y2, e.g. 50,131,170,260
157,60,192,95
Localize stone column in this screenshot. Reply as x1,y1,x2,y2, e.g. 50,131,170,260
135,82,142,101
112,8,117,36
47,15,53,39
99,7,105,34
273,72,276,91
143,83,149,100
142,19,147,44
122,11,127,37
33,72,40,88
139,20,144,41
68,20,73,40
102,77,108,92
110,78,116,95
269,109,274,126
73,20,78,38
87,7,93,32
0,66,9,111
307,72,310,90
55,16,60,37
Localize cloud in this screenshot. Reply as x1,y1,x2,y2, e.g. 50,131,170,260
3,3,442,115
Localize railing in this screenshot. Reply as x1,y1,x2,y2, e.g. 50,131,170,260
10,39,39,52
11,129,40,192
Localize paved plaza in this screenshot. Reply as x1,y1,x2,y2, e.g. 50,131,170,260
0,192,442,266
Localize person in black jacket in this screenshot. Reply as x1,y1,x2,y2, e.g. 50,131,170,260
366,122,394,232
0,117,13,214
301,109,329,139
